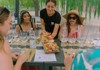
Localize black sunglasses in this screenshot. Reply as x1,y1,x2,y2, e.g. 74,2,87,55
69,16,76,20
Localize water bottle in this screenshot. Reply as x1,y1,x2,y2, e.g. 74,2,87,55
29,28,36,48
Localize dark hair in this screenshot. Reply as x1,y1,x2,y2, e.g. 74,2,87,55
20,10,32,23
46,0,56,6
0,7,10,51
0,7,10,24
66,14,83,36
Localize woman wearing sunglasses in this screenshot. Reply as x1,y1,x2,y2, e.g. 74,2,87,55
59,10,84,39
59,10,85,70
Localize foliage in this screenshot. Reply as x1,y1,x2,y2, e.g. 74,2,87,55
0,0,15,11
19,0,34,10
0,0,100,18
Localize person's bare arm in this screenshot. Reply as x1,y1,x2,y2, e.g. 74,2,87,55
58,23,65,39
14,61,22,70
16,25,20,33
64,54,74,70
40,18,46,32
2,40,28,70
14,51,29,70
51,24,60,39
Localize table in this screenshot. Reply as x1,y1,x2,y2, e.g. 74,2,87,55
23,62,44,70
43,49,64,70
43,39,64,70
12,39,65,70
12,45,44,70
12,38,98,70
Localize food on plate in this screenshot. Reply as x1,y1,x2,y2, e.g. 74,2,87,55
40,32,59,53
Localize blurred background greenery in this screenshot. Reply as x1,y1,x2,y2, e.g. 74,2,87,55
0,0,100,24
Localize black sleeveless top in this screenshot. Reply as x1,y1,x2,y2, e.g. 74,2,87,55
18,22,34,32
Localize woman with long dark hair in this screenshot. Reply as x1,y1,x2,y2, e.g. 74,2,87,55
16,10,36,33
59,10,84,39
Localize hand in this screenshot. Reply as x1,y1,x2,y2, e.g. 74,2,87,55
46,32,51,35
47,35,53,40
42,30,51,35
64,54,74,66
12,52,20,60
42,29,46,33
64,54,74,70
17,51,29,65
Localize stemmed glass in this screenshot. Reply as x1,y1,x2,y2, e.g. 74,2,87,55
60,29,67,47
19,32,29,48
78,25,89,50
92,26,100,48
35,29,40,45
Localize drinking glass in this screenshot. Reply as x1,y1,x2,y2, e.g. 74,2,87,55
19,32,29,47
